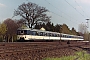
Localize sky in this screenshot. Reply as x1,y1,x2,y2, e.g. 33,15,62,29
0,0,90,31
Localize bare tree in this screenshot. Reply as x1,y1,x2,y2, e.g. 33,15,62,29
78,23,87,34
4,18,18,42
78,23,88,40
16,19,26,27
14,2,51,28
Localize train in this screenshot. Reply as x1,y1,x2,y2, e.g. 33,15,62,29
17,27,84,42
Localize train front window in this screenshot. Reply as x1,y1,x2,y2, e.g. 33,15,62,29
17,30,30,35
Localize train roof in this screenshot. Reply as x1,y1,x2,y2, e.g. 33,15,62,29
17,27,83,37
17,27,31,30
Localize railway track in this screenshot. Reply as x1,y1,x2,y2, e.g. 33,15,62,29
0,41,89,60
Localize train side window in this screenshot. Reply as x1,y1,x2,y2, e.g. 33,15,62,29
68,36,71,38
55,34,57,37
49,33,51,36
43,32,45,36
57,34,60,37
70,36,72,38
59,34,60,37
19,30,24,35
52,34,54,36
62,35,64,37
52,34,54,37
40,32,42,36
27,30,32,35
54,34,56,37
21,30,24,33
66,35,68,38
38,32,40,36
66,35,67,38
56,34,58,37
47,33,49,36
63,35,65,37
64,35,66,38
42,32,44,36
67,36,69,38
50,33,52,36
17,30,22,35
73,36,75,38
40,32,44,36
27,30,29,35
60,34,62,37
64,35,66,37
23,30,28,35
44,33,47,36
32,31,36,35
36,32,38,35
45,33,49,36
47,33,51,36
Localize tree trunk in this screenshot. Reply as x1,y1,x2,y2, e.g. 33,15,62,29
8,36,9,42
12,36,13,42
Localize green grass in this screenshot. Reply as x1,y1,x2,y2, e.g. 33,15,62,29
75,51,90,60
43,51,90,60
43,56,76,60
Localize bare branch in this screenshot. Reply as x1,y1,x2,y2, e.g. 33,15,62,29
14,2,51,28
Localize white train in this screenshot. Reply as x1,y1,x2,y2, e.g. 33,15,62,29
17,27,84,42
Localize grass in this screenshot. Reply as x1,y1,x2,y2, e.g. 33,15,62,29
43,56,76,60
43,51,90,60
75,51,90,60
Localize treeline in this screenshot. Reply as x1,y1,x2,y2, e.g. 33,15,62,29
34,21,81,36
0,18,22,42
0,18,82,42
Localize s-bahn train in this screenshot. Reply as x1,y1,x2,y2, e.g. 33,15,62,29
17,27,84,42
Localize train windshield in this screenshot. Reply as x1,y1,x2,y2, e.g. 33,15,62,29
17,30,31,35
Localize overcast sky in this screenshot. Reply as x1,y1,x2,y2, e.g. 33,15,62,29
0,0,90,31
